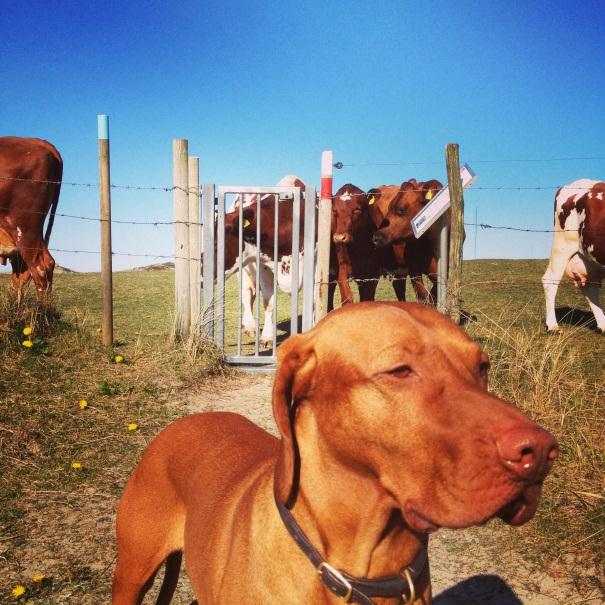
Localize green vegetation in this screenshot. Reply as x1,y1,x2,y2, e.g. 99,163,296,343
0,260,603,602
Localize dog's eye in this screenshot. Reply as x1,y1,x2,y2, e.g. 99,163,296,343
387,365,413,378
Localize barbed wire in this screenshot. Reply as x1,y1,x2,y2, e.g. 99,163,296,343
0,175,177,192
336,155,605,168
2,244,600,287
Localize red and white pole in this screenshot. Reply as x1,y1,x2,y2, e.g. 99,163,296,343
314,150,333,322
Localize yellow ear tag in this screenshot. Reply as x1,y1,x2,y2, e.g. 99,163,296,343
368,196,375,205
425,190,433,201
243,219,251,228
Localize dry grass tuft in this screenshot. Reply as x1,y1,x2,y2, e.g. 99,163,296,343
469,305,604,590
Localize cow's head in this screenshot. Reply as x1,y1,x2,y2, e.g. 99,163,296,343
223,205,258,270
372,179,443,246
331,184,374,244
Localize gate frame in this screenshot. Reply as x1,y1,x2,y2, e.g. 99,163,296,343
201,184,316,368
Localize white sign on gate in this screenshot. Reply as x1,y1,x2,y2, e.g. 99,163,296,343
411,164,477,238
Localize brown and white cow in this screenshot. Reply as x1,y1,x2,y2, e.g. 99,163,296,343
0,137,62,301
330,183,406,305
370,179,444,303
221,175,309,344
543,179,605,333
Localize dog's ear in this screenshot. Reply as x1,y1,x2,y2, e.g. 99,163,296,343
272,333,317,507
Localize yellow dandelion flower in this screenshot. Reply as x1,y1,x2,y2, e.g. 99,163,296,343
128,423,138,431
71,461,82,469
23,326,33,336
11,585,25,598
22,340,33,348
79,399,88,409
114,355,124,364
33,574,45,583
96,327,102,333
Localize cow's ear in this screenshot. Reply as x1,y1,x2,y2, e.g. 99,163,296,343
399,179,418,193
421,180,442,204
272,333,317,507
367,188,381,206
242,207,255,229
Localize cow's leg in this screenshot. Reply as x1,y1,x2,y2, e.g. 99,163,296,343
259,264,276,346
411,275,432,304
240,265,257,336
9,254,31,304
542,255,569,332
391,275,407,301
14,241,54,304
580,283,605,333
357,278,379,302
327,280,336,312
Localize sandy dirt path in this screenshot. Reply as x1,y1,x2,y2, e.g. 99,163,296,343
181,373,599,605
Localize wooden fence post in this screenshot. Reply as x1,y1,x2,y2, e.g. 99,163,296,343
97,115,113,347
173,139,190,338
314,150,333,323
445,143,464,323
188,156,200,332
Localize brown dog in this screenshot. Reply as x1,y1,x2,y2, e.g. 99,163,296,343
112,302,558,605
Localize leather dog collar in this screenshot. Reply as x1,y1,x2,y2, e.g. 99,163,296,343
275,493,428,604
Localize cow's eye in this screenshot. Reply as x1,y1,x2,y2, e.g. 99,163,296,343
479,361,490,377
387,364,413,378
396,208,407,217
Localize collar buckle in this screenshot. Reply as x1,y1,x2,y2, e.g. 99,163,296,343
317,561,353,602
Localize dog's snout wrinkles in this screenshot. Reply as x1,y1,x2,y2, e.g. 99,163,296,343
496,427,559,480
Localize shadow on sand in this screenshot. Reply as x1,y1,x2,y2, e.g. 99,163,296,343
435,575,523,604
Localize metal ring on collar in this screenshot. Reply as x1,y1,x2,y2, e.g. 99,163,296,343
401,568,416,604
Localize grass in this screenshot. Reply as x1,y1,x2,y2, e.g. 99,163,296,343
0,260,603,602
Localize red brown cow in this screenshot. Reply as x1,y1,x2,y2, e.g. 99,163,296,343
0,137,62,301
330,183,406,305
371,179,444,303
543,179,605,333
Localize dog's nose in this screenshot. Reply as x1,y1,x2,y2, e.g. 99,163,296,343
496,427,558,480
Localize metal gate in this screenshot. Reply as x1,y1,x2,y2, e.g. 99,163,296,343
201,184,317,369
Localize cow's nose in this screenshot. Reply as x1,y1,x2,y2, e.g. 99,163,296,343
372,231,386,247
496,427,558,480
333,233,350,243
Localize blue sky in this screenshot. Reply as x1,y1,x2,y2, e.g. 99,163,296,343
2,0,604,271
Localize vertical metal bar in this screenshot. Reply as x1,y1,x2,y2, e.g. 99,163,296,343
202,183,215,340
272,193,279,353
97,114,113,347
254,194,261,355
290,189,301,335
237,195,243,356
216,191,226,350
302,186,316,332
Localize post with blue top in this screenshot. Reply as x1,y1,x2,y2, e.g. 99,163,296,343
98,114,113,346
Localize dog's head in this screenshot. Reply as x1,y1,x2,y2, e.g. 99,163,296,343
272,302,558,531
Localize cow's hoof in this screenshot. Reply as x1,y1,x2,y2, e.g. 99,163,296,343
546,327,561,335
243,328,256,337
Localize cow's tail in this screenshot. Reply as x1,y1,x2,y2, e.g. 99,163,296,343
44,152,63,246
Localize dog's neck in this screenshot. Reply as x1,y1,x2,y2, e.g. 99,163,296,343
291,409,426,580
